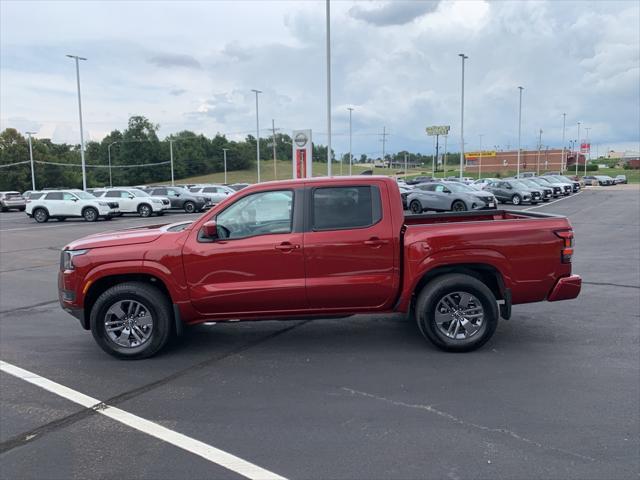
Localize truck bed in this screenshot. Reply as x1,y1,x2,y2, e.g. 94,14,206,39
404,209,560,225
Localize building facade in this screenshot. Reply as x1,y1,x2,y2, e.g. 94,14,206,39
464,149,586,175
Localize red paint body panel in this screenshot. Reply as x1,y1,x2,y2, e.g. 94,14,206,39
59,176,581,327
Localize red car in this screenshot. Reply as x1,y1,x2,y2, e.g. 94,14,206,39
59,176,581,359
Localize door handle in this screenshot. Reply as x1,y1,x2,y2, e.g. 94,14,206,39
275,242,299,252
364,237,388,247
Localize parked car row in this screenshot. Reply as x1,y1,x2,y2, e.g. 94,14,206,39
7,182,241,222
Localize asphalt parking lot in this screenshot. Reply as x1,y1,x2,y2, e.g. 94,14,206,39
1,186,638,480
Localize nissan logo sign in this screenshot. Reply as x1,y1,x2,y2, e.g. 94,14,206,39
294,133,308,148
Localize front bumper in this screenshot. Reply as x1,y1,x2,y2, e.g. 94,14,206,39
58,272,88,329
547,275,582,302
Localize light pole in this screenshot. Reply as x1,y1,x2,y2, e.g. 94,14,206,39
107,141,118,187
66,54,88,190
348,107,354,175
478,134,484,179
443,134,448,173
536,129,543,175
222,148,229,184
251,89,262,182
561,113,566,173
517,86,524,178
169,140,175,185
271,119,278,179
575,122,581,176
458,53,468,180
326,0,332,176
26,131,36,190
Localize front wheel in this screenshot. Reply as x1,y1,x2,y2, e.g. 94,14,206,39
511,194,522,205
138,203,152,218
451,200,467,212
415,273,498,352
33,208,48,223
83,207,98,222
183,201,196,214
409,200,423,214
90,282,173,359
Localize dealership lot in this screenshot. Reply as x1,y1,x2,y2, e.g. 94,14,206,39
1,187,638,479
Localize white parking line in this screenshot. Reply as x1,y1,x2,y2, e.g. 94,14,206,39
0,215,195,232
523,190,583,211
0,360,287,480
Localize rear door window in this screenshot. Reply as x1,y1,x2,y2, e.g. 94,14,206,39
311,186,381,231
44,192,63,200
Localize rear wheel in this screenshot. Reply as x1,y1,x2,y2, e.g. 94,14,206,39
184,201,196,214
409,200,422,214
137,203,152,217
511,194,522,205
415,273,498,352
90,282,173,359
451,200,467,211
83,207,98,222
33,208,48,223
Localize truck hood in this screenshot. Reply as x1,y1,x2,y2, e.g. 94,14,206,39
64,223,181,250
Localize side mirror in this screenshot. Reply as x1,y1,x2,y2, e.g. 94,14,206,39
129,194,134,199
443,188,451,194
71,197,78,202
506,185,512,190
202,220,218,240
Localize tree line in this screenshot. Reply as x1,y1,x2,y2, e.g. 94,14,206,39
0,115,457,192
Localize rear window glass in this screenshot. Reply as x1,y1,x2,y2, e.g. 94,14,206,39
29,192,45,199
312,186,381,230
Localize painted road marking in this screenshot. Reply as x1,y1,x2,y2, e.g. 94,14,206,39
0,215,194,232
0,360,287,480
524,190,583,211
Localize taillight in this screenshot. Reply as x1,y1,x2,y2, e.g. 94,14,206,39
555,230,574,263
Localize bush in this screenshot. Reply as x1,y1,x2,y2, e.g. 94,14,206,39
586,164,599,172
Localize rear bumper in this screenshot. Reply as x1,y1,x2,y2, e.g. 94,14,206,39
547,275,582,302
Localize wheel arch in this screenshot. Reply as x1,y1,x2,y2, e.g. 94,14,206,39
414,263,506,304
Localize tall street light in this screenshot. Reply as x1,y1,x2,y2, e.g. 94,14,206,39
107,141,119,187
326,0,332,176
517,86,524,178
561,113,566,173
458,53,468,180
66,54,88,190
575,121,581,176
347,107,354,175
222,148,229,184
584,127,591,176
251,89,262,182
26,131,36,190
478,134,484,180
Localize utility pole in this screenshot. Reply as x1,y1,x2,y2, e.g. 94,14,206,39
517,86,524,178
26,131,36,190
251,89,262,182
169,140,175,186
222,148,229,184
271,119,278,179
380,126,389,169
325,0,332,175
107,141,118,188
443,134,448,173
478,134,484,179
459,53,468,180
536,129,543,175
575,122,581,176
434,134,440,176
66,54,88,190
561,113,566,173
348,107,354,175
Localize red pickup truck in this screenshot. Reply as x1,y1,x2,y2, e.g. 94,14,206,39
59,176,581,359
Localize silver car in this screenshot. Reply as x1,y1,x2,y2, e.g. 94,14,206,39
189,184,236,205
407,181,497,213
0,191,26,212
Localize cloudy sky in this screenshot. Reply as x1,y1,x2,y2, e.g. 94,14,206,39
1,0,639,158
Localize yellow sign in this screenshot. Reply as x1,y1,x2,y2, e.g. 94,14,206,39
465,151,496,159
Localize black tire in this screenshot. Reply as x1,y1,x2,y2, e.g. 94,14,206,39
33,208,48,223
138,203,152,217
409,200,422,214
18,207,25,211
105,216,113,220
156,211,165,216
415,273,498,352
1,206,8,212
511,194,522,205
56,217,67,222
83,207,98,222
90,282,173,360
183,201,196,214
451,200,467,211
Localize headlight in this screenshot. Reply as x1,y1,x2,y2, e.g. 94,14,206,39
60,249,88,271
152,199,162,203
98,202,109,207
197,197,205,202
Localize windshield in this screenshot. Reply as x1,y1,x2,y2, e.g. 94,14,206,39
75,191,95,199
131,189,150,197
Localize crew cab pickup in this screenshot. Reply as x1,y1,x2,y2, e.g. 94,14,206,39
59,176,581,359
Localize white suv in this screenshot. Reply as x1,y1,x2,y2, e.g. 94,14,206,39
188,184,236,205
94,188,170,217
26,189,120,223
